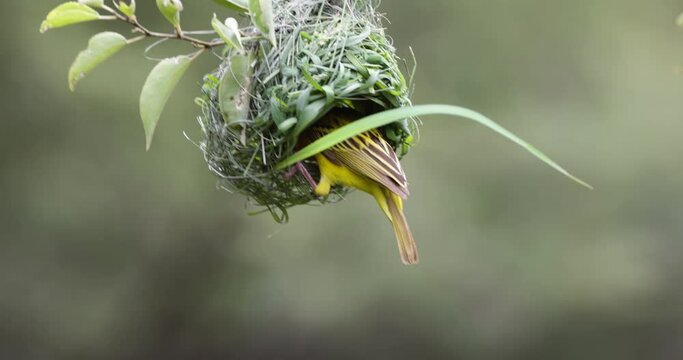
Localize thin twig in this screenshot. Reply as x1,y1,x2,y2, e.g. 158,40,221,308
101,5,224,49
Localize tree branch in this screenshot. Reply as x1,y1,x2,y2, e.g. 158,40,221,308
101,5,224,49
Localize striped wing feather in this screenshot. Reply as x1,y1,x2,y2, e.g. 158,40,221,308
313,114,410,199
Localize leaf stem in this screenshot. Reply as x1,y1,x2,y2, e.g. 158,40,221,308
126,34,147,44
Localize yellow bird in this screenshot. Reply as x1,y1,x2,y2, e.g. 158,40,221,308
308,109,418,265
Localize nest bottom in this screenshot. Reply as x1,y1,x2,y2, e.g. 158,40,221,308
197,76,351,223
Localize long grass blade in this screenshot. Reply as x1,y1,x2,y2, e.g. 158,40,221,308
276,104,592,189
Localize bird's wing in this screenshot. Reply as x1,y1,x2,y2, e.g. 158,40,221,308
330,129,410,199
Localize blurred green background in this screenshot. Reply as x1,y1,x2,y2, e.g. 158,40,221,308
2,1,683,359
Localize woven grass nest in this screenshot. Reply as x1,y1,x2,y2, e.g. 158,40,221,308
198,0,416,222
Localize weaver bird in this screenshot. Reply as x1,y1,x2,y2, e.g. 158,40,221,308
308,108,418,265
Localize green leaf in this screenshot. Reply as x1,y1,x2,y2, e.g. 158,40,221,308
213,0,249,13
116,0,136,18
249,0,276,46
276,105,593,189
68,32,128,91
156,0,183,29
211,14,244,53
40,2,102,33
140,54,195,150
292,99,333,137
677,12,683,28
277,118,298,133
78,0,104,8
218,52,255,125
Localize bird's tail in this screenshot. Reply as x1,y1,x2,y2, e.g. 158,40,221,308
385,191,419,265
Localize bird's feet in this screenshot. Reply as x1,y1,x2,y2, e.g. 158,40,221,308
283,162,318,191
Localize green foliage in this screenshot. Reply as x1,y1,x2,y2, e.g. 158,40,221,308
78,0,104,8
218,52,254,125
40,2,102,33
116,0,136,19
292,100,333,137
677,12,683,28
213,0,249,13
156,0,183,29
249,0,276,46
140,54,196,150
212,15,244,53
40,0,207,148
68,32,129,91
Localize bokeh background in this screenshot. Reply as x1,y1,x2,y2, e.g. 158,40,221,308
2,1,683,359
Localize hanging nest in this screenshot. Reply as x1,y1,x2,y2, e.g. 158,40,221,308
197,0,417,222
